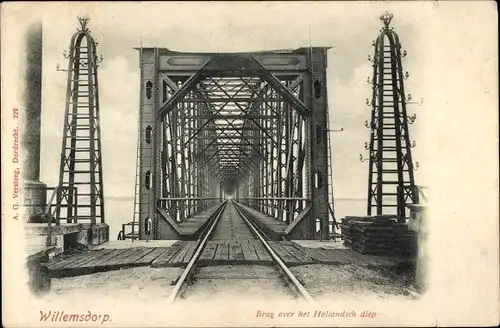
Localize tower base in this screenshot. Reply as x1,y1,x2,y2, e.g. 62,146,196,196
23,180,48,223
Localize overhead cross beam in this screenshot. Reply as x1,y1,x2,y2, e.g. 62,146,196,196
157,55,311,118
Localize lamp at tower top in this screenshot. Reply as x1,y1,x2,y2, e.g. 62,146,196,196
77,16,90,31
380,11,394,30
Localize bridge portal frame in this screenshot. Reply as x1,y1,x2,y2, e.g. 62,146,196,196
134,47,335,240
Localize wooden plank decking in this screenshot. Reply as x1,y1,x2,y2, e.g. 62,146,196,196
43,239,412,278
233,203,288,240
177,205,222,236
157,204,223,239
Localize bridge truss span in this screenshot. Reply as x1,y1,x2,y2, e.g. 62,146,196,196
134,47,336,240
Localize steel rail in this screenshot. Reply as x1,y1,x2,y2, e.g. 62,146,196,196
167,201,227,304
233,202,314,302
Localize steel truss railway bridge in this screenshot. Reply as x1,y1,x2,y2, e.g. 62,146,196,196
51,13,420,244
128,43,339,241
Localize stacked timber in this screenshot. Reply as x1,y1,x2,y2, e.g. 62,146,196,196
341,216,417,256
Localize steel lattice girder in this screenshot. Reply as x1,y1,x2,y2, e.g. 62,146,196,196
157,54,310,117
135,47,333,240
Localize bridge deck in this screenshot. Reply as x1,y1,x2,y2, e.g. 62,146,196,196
43,240,315,277
43,239,411,278
157,204,222,238
211,204,255,240
233,202,288,240
177,204,221,236
43,203,414,278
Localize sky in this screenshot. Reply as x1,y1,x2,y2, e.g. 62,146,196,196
21,2,429,200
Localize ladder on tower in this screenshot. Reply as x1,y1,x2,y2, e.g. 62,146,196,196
369,43,415,217
122,47,145,241
57,36,104,225
127,117,142,240
326,114,339,240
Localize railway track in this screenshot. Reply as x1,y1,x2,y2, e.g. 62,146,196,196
167,200,314,303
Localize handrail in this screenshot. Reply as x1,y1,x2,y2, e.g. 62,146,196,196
117,221,140,240
44,187,57,247
45,186,63,247
416,185,427,202
45,187,59,215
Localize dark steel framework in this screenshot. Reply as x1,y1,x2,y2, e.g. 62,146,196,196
134,47,337,240
56,17,105,224
362,12,418,220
